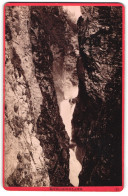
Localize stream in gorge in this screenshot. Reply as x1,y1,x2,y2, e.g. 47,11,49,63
55,6,82,187
5,4,122,187
59,85,82,186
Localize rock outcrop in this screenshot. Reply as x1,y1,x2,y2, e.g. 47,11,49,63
72,6,122,186
4,5,122,187
5,6,74,187
5,6,49,187
30,6,71,186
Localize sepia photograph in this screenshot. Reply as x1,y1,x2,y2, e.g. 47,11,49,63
3,2,124,191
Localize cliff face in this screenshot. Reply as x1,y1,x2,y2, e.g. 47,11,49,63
5,6,73,187
30,6,71,186
5,6,50,187
4,5,122,188
72,6,122,186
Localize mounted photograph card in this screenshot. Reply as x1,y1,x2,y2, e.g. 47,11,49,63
3,2,124,191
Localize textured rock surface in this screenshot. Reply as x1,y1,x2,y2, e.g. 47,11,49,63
5,5,122,187
72,6,122,186
29,6,71,186
5,6,50,187
5,5,78,187
5,5,79,187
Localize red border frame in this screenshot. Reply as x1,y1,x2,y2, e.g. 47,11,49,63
3,2,125,192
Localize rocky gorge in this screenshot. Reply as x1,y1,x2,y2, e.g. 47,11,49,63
4,5,122,187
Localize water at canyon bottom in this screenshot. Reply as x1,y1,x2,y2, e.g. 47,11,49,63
59,85,82,187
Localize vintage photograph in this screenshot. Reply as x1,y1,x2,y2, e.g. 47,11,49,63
4,3,123,189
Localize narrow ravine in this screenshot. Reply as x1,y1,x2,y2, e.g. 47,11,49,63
5,5,122,187
59,85,82,186
56,6,82,187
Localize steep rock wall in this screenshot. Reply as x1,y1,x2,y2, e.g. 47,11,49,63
29,6,71,186
5,6,71,187
5,6,49,187
72,6,122,186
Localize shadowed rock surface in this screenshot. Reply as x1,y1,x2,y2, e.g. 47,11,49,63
30,6,71,186
5,6,76,187
4,5,122,187
72,6,122,186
